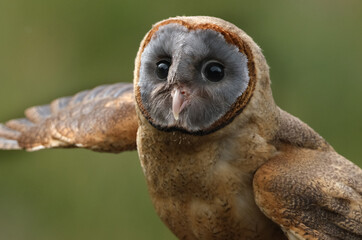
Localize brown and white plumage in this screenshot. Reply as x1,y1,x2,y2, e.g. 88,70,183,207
0,16,361,239
0,83,137,152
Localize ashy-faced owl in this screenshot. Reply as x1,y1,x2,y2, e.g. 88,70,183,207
0,16,361,240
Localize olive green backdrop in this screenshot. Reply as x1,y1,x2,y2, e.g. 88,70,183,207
0,0,361,239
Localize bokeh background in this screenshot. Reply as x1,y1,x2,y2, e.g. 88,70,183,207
0,0,361,239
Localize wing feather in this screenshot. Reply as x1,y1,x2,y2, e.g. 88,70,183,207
0,124,21,139
0,83,138,152
0,137,21,150
6,118,35,132
25,105,52,123
50,96,72,113
253,146,362,240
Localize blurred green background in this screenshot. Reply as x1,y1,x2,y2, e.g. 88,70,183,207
0,0,361,239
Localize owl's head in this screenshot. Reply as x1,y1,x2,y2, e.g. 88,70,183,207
134,16,271,135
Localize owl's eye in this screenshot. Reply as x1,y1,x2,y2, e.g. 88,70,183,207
156,60,171,80
203,61,225,82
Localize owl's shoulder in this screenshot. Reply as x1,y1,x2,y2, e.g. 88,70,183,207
273,108,331,151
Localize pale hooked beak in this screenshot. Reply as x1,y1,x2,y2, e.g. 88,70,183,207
171,88,188,121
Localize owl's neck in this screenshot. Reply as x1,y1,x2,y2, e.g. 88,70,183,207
137,111,279,194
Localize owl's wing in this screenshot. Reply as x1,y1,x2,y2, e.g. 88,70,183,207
0,83,138,153
253,146,362,240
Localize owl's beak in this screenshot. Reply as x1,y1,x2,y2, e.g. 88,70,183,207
171,88,188,121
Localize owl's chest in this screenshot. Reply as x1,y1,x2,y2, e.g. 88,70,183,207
136,128,282,240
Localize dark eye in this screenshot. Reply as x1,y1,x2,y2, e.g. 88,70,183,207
156,60,171,80
203,61,225,82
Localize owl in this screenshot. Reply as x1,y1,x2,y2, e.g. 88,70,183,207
0,16,361,240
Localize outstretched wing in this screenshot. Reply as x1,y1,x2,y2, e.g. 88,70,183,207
0,83,138,153
253,146,362,240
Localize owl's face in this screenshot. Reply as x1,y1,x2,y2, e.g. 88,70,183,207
136,20,255,135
